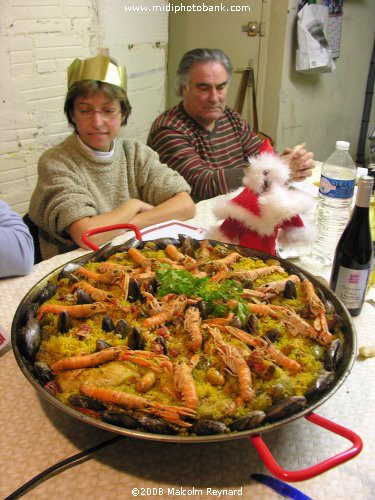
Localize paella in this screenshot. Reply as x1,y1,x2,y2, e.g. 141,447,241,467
19,236,346,437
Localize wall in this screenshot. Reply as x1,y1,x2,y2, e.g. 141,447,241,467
276,0,375,162
0,0,168,214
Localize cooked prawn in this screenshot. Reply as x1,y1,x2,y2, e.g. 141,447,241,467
51,346,125,373
37,302,107,320
81,385,196,427
184,306,202,350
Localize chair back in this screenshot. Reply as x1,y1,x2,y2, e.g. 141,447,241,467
22,213,43,264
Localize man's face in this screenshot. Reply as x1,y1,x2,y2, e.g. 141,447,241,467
182,62,229,131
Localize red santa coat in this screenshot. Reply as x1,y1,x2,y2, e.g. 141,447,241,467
207,147,315,255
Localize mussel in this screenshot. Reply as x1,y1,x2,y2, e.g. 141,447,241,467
306,370,335,397
19,318,41,361
57,311,71,333
190,419,227,436
69,395,107,412
102,315,115,332
245,314,258,333
58,262,81,280
90,242,114,262
324,339,344,371
33,361,53,383
36,283,57,305
115,319,131,338
264,396,307,422
153,237,180,249
102,410,139,429
283,279,297,299
264,328,281,343
76,288,95,304
229,411,266,431
178,234,197,258
128,327,145,350
138,416,177,435
128,278,141,302
154,335,168,355
96,339,112,351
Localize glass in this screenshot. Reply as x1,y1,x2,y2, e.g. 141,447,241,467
74,107,122,120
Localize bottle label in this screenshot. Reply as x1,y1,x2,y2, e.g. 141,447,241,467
319,175,355,199
334,266,370,308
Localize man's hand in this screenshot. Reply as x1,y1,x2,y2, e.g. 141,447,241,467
281,143,315,182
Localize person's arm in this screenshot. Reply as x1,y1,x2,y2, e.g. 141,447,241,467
129,192,195,229
0,201,34,277
68,198,154,248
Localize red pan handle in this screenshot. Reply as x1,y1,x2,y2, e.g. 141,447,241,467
82,224,143,251
250,412,363,482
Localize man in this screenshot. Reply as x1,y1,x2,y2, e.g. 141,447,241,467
148,48,315,201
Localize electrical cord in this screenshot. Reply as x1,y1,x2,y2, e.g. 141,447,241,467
4,435,124,500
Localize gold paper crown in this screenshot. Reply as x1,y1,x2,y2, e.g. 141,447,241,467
67,54,127,91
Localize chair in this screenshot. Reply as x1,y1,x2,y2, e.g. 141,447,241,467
22,213,43,264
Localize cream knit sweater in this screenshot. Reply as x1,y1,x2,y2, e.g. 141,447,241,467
29,134,191,258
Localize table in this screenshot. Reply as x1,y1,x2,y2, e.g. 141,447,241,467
1,195,374,500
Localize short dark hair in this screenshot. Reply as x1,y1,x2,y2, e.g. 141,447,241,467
64,80,132,130
176,48,233,96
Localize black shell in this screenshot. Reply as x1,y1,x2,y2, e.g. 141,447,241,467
324,339,344,371
128,279,141,302
178,234,197,258
190,419,227,436
89,242,114,262
265,328,281,343
283,280,297,299
69,395,107,412
58,262,81,280
128,327,145,350
265,396,307,422
102,410,139,429
246,314,258,333
96,339,112,351
19,318,41,361
102,315,115,332
138,416,177,435
155,335,168,355
229,411,266,431
153,237,180,249
76,288,95,304
36,283,57,305
57,311,71,333
306,370,335,397
115,319,131,338
33,361,53,383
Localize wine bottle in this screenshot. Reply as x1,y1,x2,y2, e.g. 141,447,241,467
330,175,374,316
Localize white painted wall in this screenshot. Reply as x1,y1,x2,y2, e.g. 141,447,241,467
276,0,375,163
0,0,168,214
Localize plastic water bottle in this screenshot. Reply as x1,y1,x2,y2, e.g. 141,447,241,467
310,141,357,265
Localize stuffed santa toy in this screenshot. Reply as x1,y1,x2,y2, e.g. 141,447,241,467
207,139,315,256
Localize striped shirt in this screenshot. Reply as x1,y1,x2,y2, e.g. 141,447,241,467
147,102,262,200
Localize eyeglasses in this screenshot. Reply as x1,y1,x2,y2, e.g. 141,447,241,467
74,107,122,120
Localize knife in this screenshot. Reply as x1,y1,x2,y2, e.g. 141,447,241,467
251,473,314,500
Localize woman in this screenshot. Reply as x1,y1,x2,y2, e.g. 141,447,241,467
0,200,34,277
29,54,195,260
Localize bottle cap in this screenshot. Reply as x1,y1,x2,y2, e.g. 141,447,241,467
336,141,350,150
356,175,374,207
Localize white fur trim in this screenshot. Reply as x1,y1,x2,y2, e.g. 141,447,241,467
205,226,239,245
277,225,316,247
243,153,290,193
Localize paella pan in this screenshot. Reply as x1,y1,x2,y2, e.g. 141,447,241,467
11,227,362,481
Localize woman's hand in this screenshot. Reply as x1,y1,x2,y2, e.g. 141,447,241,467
281,143,315,182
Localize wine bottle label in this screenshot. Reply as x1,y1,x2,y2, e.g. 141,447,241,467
319,175,355,199
334,266,370,308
